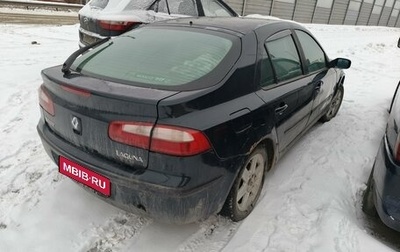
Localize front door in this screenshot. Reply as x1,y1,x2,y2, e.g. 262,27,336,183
294,30,338,125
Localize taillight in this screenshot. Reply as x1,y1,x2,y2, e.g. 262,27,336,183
109,122,152,149
98,20,137,31
150,125,211,156
109,122,211,156
393,134,400,162
38,85,55,116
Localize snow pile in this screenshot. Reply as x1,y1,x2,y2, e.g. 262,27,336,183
0,23,399,251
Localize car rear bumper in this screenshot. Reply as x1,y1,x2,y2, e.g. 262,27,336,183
37,119,238,223
372,136,400,232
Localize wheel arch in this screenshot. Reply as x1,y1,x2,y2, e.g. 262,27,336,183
220,132,278,221
336,71,345,90
247,128,279,173
258,137,277,172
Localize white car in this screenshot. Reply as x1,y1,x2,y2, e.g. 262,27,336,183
78,0,238,47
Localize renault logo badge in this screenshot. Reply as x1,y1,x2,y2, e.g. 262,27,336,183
71,116,82,134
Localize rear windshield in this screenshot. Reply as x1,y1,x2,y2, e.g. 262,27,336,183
71,27,238,91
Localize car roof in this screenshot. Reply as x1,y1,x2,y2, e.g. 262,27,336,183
149,17,306,36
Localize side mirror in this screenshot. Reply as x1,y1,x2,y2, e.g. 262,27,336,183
329,58,351,69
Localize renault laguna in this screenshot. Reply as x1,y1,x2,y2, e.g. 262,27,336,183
37,17,351,223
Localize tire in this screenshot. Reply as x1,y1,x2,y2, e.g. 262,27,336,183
320,85,344,122
221,147,267,222
362,169,378,217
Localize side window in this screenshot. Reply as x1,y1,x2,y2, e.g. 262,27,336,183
259,48,275,87
157,0,198,16
200,0,233,16
154,0,168,13
265,35,302,82
295,30,326,73
176,0,197,16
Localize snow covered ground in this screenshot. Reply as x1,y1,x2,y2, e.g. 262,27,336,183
0,22,399,251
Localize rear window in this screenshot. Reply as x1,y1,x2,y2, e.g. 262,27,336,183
72,27,238,90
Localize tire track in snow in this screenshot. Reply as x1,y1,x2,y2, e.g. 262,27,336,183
0,24,84,229
0,139,59,226
226,177,327,251
285,112,369,252
0,139,35,166
334,215,360,252
0,90,31,131
265,186,325,251
177,216,239,252
76,213,151,252
236,142,320,250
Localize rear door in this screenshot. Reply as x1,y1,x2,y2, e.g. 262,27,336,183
256,30,314,153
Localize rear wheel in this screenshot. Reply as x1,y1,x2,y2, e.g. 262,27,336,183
320,85,344,122
221,147,267,221
362,169,378,217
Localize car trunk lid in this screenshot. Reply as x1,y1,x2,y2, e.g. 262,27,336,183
41,66,179,169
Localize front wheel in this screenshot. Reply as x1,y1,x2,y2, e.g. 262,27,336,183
221,147,267,222
320,85,344,122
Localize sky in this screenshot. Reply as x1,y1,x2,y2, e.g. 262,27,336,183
0,21,400,251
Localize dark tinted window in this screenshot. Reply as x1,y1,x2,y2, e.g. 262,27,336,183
295,30,326,73
266,35,302,82
259,48,275,87
72,28,234,89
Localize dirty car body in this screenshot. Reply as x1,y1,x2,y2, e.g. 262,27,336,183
78,0,238,47
38,17,350,223
363,80,400,232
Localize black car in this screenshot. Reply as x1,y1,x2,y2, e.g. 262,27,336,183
78,0,238,47
363,40,400,232
38,17,351,223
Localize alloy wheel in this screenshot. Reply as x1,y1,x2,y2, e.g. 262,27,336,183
236,153,265,212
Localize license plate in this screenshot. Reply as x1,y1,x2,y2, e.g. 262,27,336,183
59,156,111,197
82,33,99,45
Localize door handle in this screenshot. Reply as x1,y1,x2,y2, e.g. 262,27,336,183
275,103,288,115
314,81,323,93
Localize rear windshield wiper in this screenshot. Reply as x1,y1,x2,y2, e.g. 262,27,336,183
62,37,111,75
